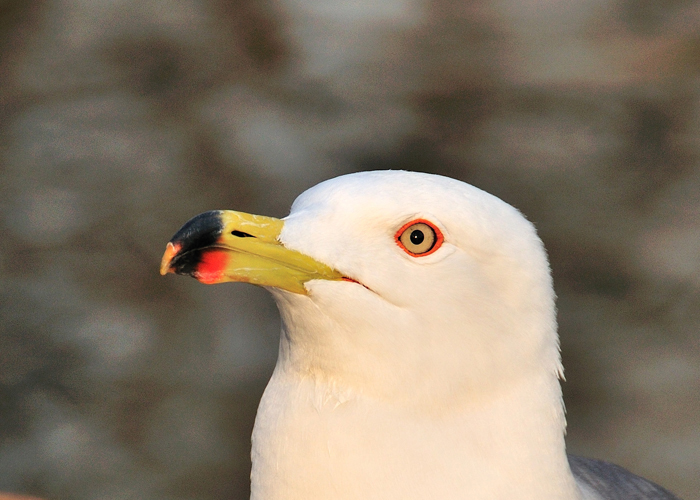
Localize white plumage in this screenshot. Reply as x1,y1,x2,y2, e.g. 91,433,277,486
163,170,679,500
253,171,575,499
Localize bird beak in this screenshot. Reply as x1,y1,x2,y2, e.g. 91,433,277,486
160,210,343,294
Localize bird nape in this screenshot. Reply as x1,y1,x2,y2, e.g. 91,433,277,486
161,170,680,500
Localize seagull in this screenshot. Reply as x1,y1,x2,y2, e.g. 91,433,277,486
160,170,680,500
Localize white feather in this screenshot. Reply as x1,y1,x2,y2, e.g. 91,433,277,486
251,171,582,499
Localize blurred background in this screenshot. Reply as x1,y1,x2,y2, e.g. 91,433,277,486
0,0,699,498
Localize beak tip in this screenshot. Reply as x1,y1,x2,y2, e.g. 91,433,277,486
160,242,179,276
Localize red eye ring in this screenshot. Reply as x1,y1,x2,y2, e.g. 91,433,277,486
395,219,444,257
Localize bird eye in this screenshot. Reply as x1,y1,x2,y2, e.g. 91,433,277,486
395,219,444,256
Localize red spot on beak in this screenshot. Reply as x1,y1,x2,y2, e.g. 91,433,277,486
194,250,229,284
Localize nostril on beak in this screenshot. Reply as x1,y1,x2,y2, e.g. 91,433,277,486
231,230,255,238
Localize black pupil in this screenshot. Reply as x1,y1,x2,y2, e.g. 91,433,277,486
410,229,425,245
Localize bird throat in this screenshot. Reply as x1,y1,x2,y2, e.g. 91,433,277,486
250,361,582,500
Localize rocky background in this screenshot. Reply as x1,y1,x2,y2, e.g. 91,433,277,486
1,0,699,499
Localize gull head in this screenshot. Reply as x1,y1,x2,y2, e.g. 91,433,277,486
161,170,562,410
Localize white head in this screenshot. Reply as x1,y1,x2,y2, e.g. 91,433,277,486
161,170,575,500
273,170,562,409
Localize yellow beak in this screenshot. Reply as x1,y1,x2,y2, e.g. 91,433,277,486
160,210,343,294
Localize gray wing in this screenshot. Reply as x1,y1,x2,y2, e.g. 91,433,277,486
568,455,682,500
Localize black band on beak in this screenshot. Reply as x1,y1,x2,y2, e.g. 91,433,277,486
166,210,224,276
